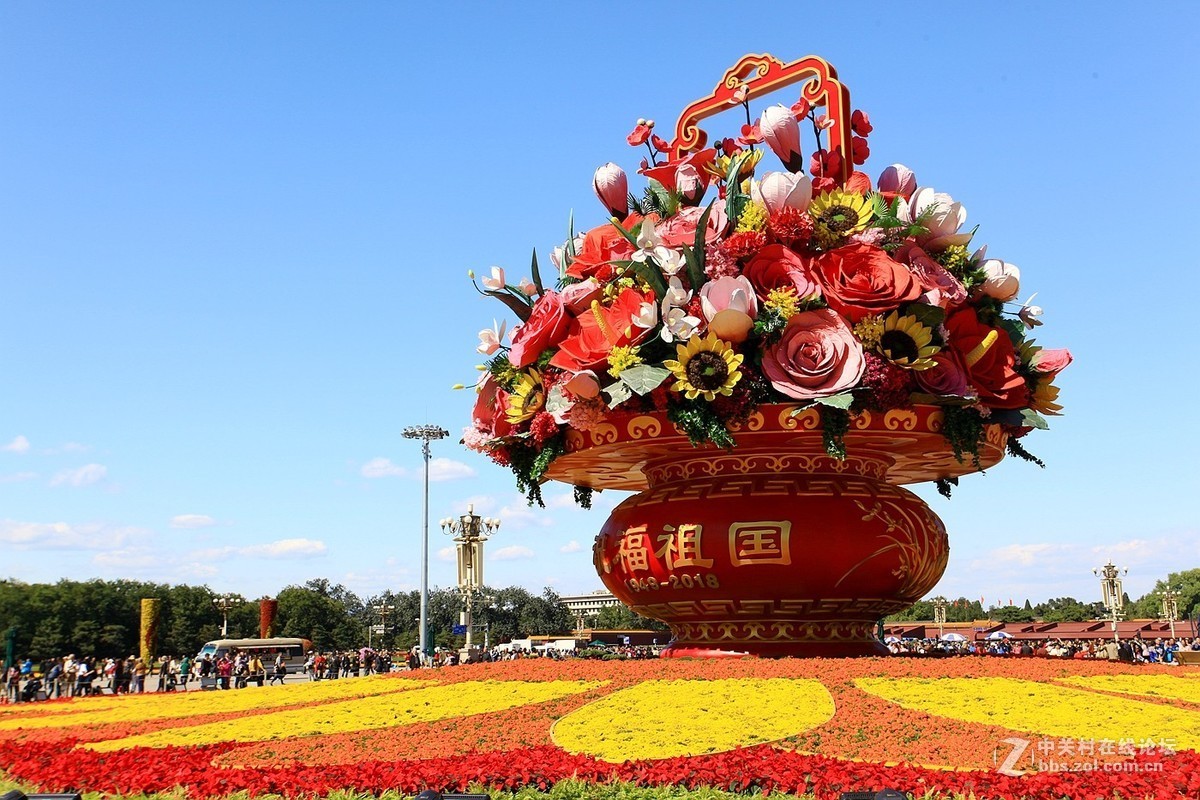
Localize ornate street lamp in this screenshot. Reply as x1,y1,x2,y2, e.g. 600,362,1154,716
370,602,395,649
1159,586,1181,640
212,593,244,638
1093,561,1128,642
402,424,448,663
441,504,500,656
931,595,948,640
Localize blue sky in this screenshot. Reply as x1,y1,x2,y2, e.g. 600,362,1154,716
2,2,1197,608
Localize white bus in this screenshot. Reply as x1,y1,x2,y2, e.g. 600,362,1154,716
197,637,312,669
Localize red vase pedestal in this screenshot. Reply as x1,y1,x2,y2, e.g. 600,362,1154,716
545,405,1006,658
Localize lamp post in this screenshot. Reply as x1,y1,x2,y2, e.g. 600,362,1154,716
1159,587,1181,640
1093,561,1128,642
402,424,448,664
932,595,948,640
370,602,395,650
212,593,244,638
441,504,500,658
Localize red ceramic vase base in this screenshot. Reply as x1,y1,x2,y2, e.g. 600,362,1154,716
549,406,1005,659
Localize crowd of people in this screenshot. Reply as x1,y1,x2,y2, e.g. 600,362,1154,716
886,635,1200,662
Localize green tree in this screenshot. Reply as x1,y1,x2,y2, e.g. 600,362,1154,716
594,604,668,631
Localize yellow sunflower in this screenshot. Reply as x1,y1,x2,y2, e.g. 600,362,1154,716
878,311,940,370
664,333,744,401
1030,375,1064,415
504,369,545,425
809,189,872,237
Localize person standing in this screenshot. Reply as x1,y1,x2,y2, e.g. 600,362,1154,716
45,659,62,699
178,654,192,690
269,653,286,685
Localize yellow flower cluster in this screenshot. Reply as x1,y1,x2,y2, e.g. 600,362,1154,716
1058,674,1200,705
551,678,834,763
607,345,643,378
0,676,427,732
855,677,1200,752
86,679,603,751
764,288,801,320
734,202,768,233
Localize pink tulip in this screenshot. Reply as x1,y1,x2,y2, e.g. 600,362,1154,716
700,276,757,343
906,187,971,251
751,171,813,216
1032,348,1072,375
675,164,705,206
592,162,628,218
760,104,804,173
877,164,917,201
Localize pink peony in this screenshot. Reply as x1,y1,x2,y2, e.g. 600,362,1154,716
761,309,865,400
905,187,971,251
894,244,967,310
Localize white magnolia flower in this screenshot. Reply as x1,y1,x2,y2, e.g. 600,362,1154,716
481,266,506,292
476,319,507,355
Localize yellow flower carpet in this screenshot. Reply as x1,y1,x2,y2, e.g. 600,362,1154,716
0,659,1197,799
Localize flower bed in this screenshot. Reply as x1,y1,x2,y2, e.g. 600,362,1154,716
1,659,1198,799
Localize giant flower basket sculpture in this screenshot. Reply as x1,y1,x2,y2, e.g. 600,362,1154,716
463,53,1069,657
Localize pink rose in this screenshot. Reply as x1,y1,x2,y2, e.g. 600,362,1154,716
761,308,865,400
742,244,822,302
559,278,604,314
507,290,569,368
658,204,728,248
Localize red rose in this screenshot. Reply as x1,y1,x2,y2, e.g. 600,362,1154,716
811,243,922,322
945,307,1030,409
741,244,822,302
507,290,569,369
565,215,641,280
761,308,865,400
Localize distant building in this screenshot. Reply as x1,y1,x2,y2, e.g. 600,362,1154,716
560,589,621,621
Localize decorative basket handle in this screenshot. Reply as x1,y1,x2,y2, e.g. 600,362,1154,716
668,52,853,184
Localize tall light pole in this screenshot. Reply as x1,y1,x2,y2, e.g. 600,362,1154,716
932,596,948,640
1093,561,1128,642
402,424,448,663
212,593,244,638
370,602,395,650
1159,587,1181,640
441,504,500,658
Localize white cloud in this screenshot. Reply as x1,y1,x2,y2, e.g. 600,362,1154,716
981,542,1061,567
240,538,327,558
170,514,217,529
560,540,582,553
361,457,406,478
93,547,162,570
426,458,476,482
49,463,107,487
2,435,30,454
436,546,456,562
492,545,535,561
0,519,140,551
0,472,37,483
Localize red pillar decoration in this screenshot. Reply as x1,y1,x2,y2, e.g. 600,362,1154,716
259,598,278,639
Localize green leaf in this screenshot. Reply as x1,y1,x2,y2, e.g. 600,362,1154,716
1019,409,1050,430
814,392,855,410
647,178,680,218
603,380,634,408
724,151,753,223
904,303,946,331
485,290,533,322
621,258,667,298
530,248,545,296
618,365,671,395
687,201,715,289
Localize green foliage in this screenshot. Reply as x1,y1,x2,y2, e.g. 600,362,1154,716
667,398,736,449
1006,436,1046,468
486,352,519,391
573,485,594,510
592,603,669,632
642,179,680,218
819,406,850,460
509,434,566,507
751,305,789,343
935,476,958,499
941,405,985,467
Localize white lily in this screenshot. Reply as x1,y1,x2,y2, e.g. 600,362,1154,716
652,245,687,277
632,300,659,331
1018,293,1043,329
631,218,662,263
659,277,700,343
